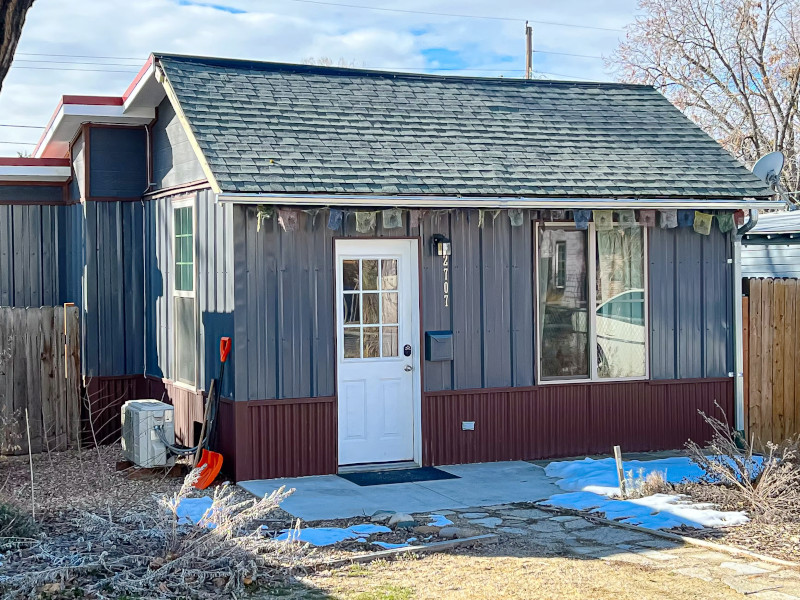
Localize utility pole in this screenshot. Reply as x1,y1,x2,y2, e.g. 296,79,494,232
525,21,533,79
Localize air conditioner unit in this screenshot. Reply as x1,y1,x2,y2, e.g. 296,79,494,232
121,400,176,468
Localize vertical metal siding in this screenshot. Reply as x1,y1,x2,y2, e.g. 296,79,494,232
649,226,733,379
422,378,733,466
88,127,147,198
0,203,70,308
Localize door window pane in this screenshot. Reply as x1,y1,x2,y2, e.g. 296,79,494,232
362,293,379,324
382,326,398,356
362,260,378,290
344,328,361,358
343,294,360,324
363,327,380,358
596,227,646,378
382,293,398,324
343,260,360,290
381,260,398,290
538,227,589,379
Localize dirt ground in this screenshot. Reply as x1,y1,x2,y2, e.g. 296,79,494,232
277,548,746,600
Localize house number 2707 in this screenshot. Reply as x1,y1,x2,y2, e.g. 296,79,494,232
443,254,449,307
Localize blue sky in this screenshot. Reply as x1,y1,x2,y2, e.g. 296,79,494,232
0,0,641,155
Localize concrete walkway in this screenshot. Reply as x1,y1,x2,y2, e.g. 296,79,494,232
239,461,562,521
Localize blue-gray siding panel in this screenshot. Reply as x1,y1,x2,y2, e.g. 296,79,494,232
741,244,800,279
233,208,537,400
648,226,733,380
143,189,234,395
0,203,75,308
0,185,63,204
88,127,147,198
152,97,206,190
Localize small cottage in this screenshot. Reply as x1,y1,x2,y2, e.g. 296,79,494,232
0,54,778,480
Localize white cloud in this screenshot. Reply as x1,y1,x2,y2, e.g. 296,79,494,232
0,0,639,155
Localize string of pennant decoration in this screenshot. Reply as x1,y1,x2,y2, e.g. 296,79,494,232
254,205,742,237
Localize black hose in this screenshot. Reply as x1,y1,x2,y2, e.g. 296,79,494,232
154,424,202,456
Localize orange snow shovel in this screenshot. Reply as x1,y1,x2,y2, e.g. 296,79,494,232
193,337,232,490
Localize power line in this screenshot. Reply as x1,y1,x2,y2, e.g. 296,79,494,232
10,66,139,73
17,52,144,61
275,0,625,31
533,50,604,60
15,59,143,67
0,141,37,145
0,124,45,129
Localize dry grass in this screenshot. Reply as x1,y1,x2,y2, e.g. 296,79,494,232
0,467,306,599
287,552,746,600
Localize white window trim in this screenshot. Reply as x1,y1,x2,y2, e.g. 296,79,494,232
534,221,650,385
172,196,198,390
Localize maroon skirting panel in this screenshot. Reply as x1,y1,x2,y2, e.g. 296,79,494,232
84,375,203,447
218,397,337,482
422,378,734,466
87,377,732,481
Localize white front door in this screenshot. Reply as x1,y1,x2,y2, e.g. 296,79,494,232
335,239,420,466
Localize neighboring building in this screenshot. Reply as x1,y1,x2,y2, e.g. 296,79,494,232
0,54,778,481
742,211,800,279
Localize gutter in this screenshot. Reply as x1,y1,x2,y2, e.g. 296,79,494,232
732,208,758,434
216,193,779,210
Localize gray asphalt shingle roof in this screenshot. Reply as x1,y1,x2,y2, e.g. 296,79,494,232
156,54,774,199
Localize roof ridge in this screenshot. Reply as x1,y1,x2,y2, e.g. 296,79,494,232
154,52,653,89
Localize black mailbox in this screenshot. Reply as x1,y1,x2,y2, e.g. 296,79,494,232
425,330,453,362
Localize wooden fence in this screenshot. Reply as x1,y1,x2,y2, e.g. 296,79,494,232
0,306,81,455
744,278,800,444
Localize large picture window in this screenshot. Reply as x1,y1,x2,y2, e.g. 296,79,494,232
173,203,196,387
536,223,647,382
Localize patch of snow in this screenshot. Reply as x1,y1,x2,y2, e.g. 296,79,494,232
175,497,215,528
427,514,453,527
372,541,410,549
541,456,752,530
276,523,391,546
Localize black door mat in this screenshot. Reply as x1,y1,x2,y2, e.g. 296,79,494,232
339,467,459,486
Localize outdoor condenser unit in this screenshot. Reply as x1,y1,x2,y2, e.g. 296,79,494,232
121,400,176,468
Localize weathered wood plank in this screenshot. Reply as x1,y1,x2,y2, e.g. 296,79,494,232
39,306,56,453
761,279,774,444
749,279,762,441
25,308,43,454
0,308,11,452
66,306,81,448
783,280,797,440
772,280,786,441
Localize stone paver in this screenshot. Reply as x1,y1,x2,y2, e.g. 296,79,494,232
403,502,800,600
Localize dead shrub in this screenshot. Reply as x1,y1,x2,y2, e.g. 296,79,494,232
0,468,305,599
685,406,800,523
621,468,673,499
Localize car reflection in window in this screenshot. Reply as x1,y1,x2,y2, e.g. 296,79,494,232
596,289,645,378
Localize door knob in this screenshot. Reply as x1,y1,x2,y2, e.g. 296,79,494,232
404,365,413,372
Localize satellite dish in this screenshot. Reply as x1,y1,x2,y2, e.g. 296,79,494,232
752,151,796,208
752,151,785,186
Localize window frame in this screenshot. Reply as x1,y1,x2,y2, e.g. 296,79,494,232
172,197,198,390
534,221,650,385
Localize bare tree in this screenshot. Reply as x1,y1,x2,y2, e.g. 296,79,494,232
0,0,35,93
613,0,800,190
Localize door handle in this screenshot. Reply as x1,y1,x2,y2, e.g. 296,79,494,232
404,365,413,372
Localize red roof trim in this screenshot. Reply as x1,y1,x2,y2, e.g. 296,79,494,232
61,95,124,106
0,158,70,167
122,55,154,101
